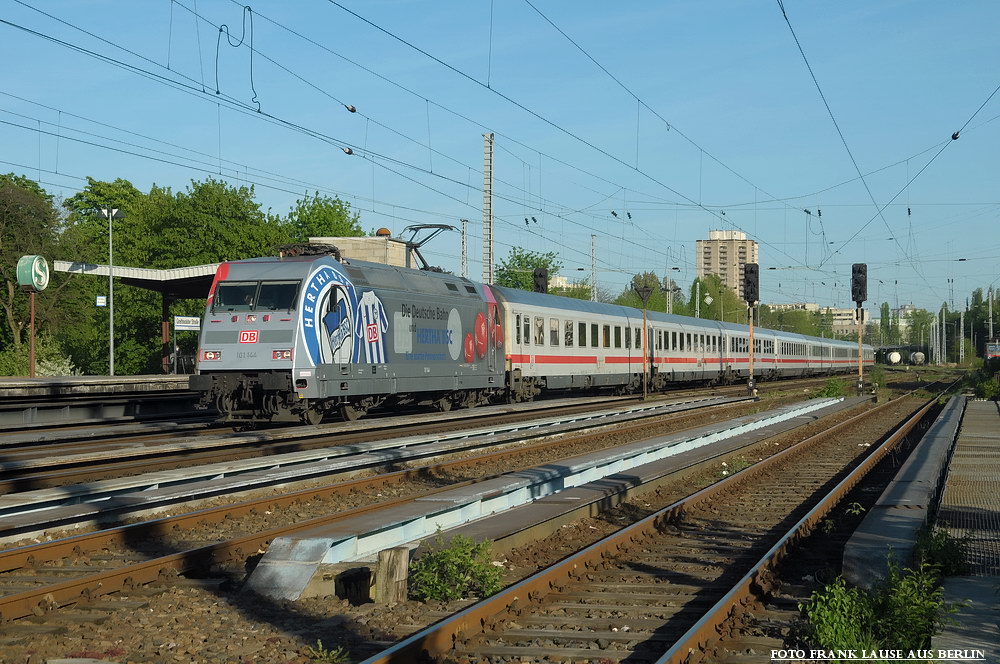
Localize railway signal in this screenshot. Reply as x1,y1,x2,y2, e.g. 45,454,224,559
851,263,867,395
532,268,548,294
743,263,759,396
851,263,867,306
742,263,759,305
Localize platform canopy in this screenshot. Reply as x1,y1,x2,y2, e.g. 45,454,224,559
54,261,219,299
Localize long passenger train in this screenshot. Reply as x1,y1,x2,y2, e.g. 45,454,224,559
191,248,873,424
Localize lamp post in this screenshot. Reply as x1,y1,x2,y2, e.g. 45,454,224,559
100,207,124,376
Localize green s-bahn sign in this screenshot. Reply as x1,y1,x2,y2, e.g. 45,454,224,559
16,255,50,293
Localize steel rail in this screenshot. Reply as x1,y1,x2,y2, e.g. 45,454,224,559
358,387,942,664
0,393,763,621
654,390,947,663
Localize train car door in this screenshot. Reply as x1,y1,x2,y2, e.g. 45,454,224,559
486,304,498,373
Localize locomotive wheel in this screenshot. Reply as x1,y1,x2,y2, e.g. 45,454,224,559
340,403,365,422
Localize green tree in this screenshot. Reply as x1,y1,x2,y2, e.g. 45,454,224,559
879,302,891,345
906,308,935,347
286,192,363,240
495,247,562,292
59,178,294,374
616,272,673,312
687,274,744,323
0,174,61,350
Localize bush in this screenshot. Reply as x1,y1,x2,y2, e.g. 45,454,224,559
409,533,503,602
0,335,80,376
814,378,846,398
914,528,970,576
801,558,958,651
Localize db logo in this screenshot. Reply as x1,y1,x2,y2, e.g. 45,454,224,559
239,330,259,344
366,323,379,343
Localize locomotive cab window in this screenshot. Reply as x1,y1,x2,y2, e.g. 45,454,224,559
255,280,300,311
214,281,260,312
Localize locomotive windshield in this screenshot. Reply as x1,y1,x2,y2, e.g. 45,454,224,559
214,280,300,312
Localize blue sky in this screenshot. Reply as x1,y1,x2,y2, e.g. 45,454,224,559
2,0,998,311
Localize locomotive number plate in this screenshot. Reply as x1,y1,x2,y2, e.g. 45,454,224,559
239,330,259,343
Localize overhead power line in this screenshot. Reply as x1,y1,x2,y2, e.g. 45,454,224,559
324,0,830,275
775,0,909,266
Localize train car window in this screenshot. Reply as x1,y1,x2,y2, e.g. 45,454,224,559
550,318,560,346
656,330,662,351
565,320,574,347
516,314,522,344
603,325,611,348
624,326,631,349
579,322,587,347
686,333,692,351
255,280,301,311
613,326,621,348
534,317,545,345
214,281,259,312
591,323,599,348
523,316,531,345
678,332,684,351
700,334,705,350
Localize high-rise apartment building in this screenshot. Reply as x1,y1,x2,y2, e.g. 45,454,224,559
696,230,759,298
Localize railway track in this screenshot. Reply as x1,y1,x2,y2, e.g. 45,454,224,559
0,377,834,494
362,389,942,664
0,393,846,630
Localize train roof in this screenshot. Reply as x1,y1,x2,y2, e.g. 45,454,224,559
221,256,864,349
492,286,861,347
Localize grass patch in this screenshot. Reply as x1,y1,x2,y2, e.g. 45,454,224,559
800,558,960,652
409,533,503,602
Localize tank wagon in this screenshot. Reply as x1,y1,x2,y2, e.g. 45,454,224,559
909,351,926,365
191,250,874,425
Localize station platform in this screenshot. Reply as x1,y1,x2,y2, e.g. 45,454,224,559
0,375,196,427
842,396,964,587
843,397,1000,661
0,374,190,398
932,399,1000,662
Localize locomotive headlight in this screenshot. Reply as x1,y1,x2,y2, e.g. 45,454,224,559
272,349,292,360
202,350,222,361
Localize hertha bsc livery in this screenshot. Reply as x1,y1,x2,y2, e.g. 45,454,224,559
298,261,390,367
354,290,389,363
299,263,359,366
